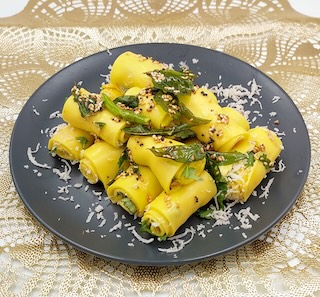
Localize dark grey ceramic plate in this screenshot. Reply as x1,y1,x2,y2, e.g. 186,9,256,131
10,43,310,266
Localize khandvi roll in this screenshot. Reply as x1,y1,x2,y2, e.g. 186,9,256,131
110,51,164,89
62,87,128,147
219,127,283,202
100,82,124,100
48,124,94,161
141,170,217,238
125,87,172,129
221,107,250,131
179,87,248,151
107,165,163,217
179,87,219,111
127,136,206,193
79,140,123,189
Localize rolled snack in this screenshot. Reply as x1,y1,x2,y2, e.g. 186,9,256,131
219,126,283,202
48,124,94,161
62,88,128,147
100,82,124,100
107,165,163,217
179,87,247,151
141,170,217,238
179,86,220,111
127,136,206,193
221,107,250,131
79,140,123,189
110,51,164,89
125,87,172,129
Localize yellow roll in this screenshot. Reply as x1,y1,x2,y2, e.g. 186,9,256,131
220,126,283,202
179,87,247,151
110,51,164,89
107,165,163,217
179,87,219,112
125,87,172,129
221,107,250,131
62,88,128,147
141,170,217,237
48,124,94,161
234,126,283,161
79,140,123,189
100,82,124,100
127,136,206,193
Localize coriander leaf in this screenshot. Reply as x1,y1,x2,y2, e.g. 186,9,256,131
246,151,255,167
197,207,214,219
158,234,168,241
113,95,139,108
94,121,106,129
120,197,137,215
149,143,206,163
76,136,89,148
182,166,202,181
258,153,273,170
140,220,153,234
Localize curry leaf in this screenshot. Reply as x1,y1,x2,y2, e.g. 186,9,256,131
149,143,206,163
102,93,150,125
146,69,195,95
113,95,139,108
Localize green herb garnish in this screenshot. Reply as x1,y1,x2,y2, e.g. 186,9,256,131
149,143,206,163
113,95,139,108
246,151,255,167
120,196,137,215
71,86,103,118
147,69,195,95
140,221,167,241
102,93,150,125
179,101,211,125
49,147,57,154
258,153,273,170
204,155,228,210
76,136,89,149
207,151,248,166
123,123,196,138
173,129,196,140
153,90,169,112
158,234,168,242
117,148,130,169
181,166,202,181
197,208,215,219
94,121,106,129
140,220,152,234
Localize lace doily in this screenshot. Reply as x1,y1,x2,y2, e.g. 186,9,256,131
0,1,319,296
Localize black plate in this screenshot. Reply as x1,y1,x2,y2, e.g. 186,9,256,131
10,43,310,266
